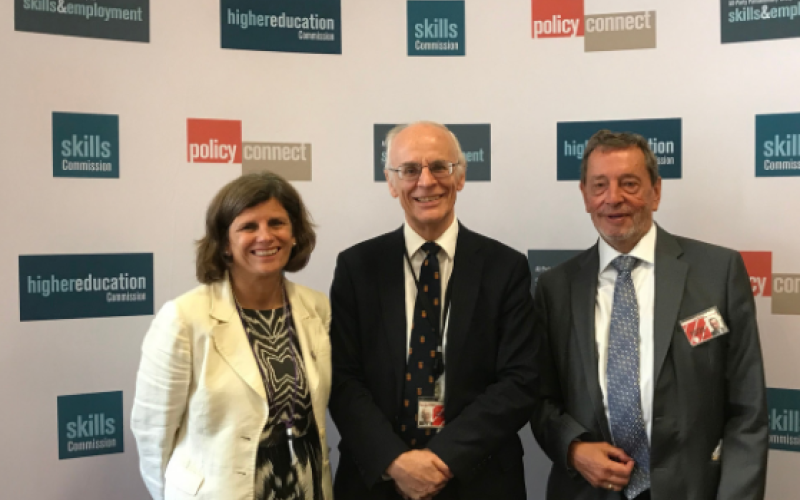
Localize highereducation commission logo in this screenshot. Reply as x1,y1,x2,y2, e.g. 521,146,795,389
373,124,490,181
532,0,656,52
15,0,149,42
187,118,313,180
221,0,341,54
52,112,119,179
19,253,153,321
557,118,682,181
58,391,124,459
722,0,800,43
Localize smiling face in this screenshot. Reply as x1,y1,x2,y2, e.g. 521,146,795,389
226,198,295,283
385,123,465,240
580,146,661,254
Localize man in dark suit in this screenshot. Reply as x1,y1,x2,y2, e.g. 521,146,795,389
530,129,768,500
329,121,537,500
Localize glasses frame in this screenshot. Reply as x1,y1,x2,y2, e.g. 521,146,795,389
385,161,460,181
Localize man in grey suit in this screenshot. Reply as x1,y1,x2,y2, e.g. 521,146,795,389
530,129,768,500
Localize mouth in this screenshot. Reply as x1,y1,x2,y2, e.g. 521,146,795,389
604,212,631,223
414,194,443,203
252,248,279,257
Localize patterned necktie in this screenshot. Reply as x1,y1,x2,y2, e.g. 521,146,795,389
399,242,441,448
606,255,651,499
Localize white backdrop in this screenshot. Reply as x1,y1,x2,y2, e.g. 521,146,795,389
2,0,799,498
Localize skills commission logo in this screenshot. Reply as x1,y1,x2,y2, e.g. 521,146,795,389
15,0,149,43
740,251,800,315
557,118,682,181
374,124,490,181
187,118,313,180
532,0,655,51
755,112,800,177
221,0,341,54
767,388,800,452
57,391,123,459
19,253,153,321
407,0,465,57
53,112,119,179
722,0,800,43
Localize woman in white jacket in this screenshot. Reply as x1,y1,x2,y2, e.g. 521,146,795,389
131,172,332,500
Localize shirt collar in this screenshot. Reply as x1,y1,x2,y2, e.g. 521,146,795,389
598,222,657,274
404,216,459,261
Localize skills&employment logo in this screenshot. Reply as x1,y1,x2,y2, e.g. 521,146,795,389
58,391,124,459
374,124,490,181
531,0,655,52
740,251,800,315
722,0,800,43
15,0,149,42
221,0,341,54
755,112,800,177
407,0,465,56
52,112,119,179
187,118,312,180
19,253,153,321
557,118,682,181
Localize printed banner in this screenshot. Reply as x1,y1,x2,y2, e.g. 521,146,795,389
58,391,124,459
15,0,149,42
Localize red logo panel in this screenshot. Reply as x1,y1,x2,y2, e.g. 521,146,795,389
187,118,242,164
532,0,584,38
740,251,772,297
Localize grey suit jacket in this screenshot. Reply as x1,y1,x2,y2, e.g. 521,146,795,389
530,226,768,500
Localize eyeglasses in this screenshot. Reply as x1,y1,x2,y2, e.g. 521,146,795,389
385,161,459,181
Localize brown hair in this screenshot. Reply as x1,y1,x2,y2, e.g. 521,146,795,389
196,171,316,284
580,129,659,185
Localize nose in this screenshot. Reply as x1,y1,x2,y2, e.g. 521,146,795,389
255,223,274,241
417,164,436,186
603,183,624,205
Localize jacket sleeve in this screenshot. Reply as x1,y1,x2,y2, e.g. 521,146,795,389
130,300,192,500
529,270,590,472
426,254,538,476
717,252,768,500
328,253,409,487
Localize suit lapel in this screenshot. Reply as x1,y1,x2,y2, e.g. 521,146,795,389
571,244,612,441
443,225,482,401
653,227,687,382
378,228,409,399
210,279,268,401
287,280,320,396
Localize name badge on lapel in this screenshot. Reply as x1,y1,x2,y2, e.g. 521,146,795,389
417,398,445,429
680,306,729,347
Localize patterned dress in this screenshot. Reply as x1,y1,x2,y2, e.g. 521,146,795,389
240,306,323,500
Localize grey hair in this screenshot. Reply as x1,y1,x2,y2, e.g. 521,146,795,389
580,129,659,185
384,121,467,177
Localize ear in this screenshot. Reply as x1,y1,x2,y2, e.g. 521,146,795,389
385,170,399,198
455,169,466,192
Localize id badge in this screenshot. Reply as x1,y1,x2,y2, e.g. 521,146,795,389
680,306,729,347
417,398,445,429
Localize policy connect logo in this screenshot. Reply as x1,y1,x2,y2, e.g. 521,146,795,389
187,118,313,181
531,0,656,52
740,251,800,315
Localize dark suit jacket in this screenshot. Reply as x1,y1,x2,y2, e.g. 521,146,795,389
530,226,768,500
329,224,537,500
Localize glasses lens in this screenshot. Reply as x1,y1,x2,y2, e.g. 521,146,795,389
400,163,422,179
428,161,451,177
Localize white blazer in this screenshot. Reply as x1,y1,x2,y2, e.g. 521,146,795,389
131,278,333,500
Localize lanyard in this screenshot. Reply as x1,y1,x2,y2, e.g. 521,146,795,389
233,283,299,463
404,247,453,379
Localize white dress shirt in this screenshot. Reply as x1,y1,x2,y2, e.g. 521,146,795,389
403,217,458,401
595,222,657,441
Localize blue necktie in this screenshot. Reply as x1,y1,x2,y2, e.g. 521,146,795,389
606,255,650,499
399,242,441,448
